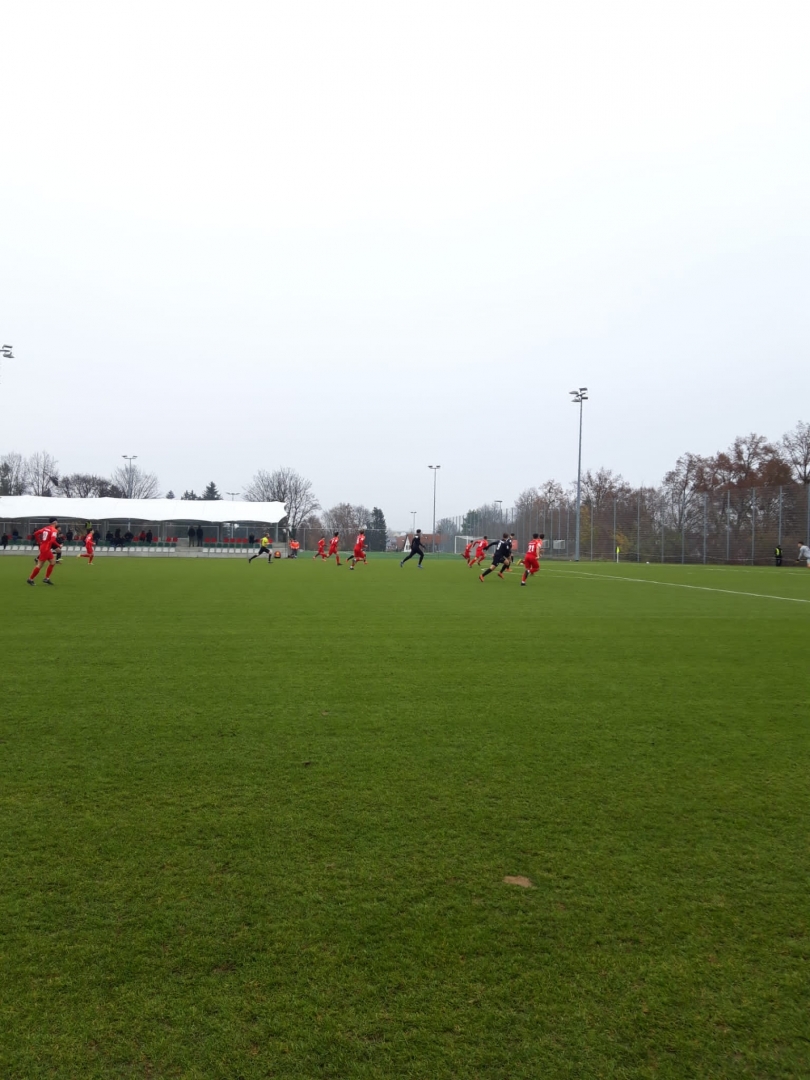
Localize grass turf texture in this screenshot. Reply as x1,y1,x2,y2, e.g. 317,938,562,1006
1,556,808,1079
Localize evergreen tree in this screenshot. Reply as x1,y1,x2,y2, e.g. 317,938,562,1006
182,490,199,500
368,507,387,551
201,481,222,501
165,490,175,499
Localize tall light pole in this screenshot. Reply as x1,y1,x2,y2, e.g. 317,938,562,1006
121,454,138,499
569,388,588,561
227,491,239,501
411,510,417,534
428,465,441,553
495,500,502,526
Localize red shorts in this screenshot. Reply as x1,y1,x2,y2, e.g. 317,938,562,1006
38,545,55,562
523,556,540,574
353,547,364,559
85,544,95,554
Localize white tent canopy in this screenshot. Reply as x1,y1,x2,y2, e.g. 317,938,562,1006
0,497,287,525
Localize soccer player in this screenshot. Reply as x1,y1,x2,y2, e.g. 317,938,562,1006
462,539,474,563
478,534,510,582
325,531,341,566
348,528,367,569
314,536,326,560
400,528,425,569
78,527,96,565
520,533,544,586
27,517,60,586
248,534,273,563
798,542,810,568
469,536,489,567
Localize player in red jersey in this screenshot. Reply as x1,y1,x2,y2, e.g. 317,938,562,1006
325,531,341,565
469,536,489,567
78,527,96,565
520,533,544,586
348,529,367,569
314,536,326,560
27,517,61,585
462,539,474,563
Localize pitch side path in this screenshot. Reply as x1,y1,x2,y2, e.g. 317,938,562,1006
1,557,808,1079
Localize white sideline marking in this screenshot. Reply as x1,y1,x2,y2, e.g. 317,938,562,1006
549,569,810,605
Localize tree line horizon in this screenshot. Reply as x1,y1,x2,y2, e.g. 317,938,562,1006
2,422,808,551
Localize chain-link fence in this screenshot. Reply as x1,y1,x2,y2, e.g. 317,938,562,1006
433,483,810,563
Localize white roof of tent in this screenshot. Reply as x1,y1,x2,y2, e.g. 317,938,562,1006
0,496,288,524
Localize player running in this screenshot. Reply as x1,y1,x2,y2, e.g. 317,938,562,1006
27,518,61,586
400,528,425,569
325,531,341,566
479,534,510,582
77,527,96,565
469,536,489,567
314,536,327,560
798,542,810,567
348,529,367,569
248,534,274,563
520,533,544,586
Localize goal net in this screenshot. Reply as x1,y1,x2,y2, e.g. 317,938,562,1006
454,535,477,555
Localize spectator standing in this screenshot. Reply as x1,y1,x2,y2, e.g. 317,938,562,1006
146,529,153,544
187,525,196,547
196,525,204,547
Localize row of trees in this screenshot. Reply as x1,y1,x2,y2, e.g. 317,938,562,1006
453,425,810,562
0,453,389,548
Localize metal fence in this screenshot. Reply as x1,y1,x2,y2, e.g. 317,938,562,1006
434,483,810,564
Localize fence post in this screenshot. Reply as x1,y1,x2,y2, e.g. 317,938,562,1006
751,488,756,565
613,499,617,560
778,486,783,546
681,501,685,564
703,493,707,565
661,497,665,563
726,489,731,563
637,490,641,562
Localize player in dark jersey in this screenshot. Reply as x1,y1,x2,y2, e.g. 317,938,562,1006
400,528,425,569
478,534,510,582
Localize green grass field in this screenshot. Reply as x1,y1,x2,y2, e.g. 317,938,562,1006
2,554,809,1079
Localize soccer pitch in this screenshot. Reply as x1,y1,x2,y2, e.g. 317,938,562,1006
2,556,808,1079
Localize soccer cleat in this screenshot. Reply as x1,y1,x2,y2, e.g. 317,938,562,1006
417,564,423,569
479,574,485,583
26,578,35,585
43,578,54,585
497,572,504,579
520,581,527,586
399,561,403,568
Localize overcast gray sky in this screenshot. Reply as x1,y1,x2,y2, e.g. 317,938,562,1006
2,1,808,528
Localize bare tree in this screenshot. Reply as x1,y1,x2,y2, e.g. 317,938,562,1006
322,503,369,539
0,451,27,495
57,473,123,498
24,451,59,496
245,467,319,533
110,463,160,499
782,421,810,485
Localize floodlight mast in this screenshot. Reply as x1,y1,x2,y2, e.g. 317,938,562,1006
121,454,138,499
428,466,441,553
570,388,588,562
